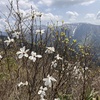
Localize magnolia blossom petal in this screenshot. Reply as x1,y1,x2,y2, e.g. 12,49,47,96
38,90,42,94
36,55,42,58
26,49,29,53
4,39,8,42
43,87,47,91
46,80,51,87
29,56,33,60
32,57,36,62
50,76,57,82
0,55,2,59
17,81,28,87
20,46,25,52
43,78,51,87
18,54,23,59
40,86,43,90
18,82,23,87
16,51,22,55
11,39,14,42
7,42,10,46
31,51,36,56
29,56,36,62
24,53,28,57
25,81,28,85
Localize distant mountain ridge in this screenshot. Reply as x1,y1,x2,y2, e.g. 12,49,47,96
1,23,100,47
63,23,100,46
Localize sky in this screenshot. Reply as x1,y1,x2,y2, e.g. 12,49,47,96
0,0,100,31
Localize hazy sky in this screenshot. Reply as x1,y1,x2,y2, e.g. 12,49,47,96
0,0,100,31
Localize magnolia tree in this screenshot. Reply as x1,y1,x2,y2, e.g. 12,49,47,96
0,0,100,100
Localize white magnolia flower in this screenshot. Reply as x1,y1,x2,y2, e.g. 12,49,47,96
45,47,55,54
38,86,47,100
17,81,28,87
29,51,42,62
43,75,57,87
51,60,57,68
0,55,2,59
38,86,47,96
55,54,62,60
4,37,14,46
12,32,20,39
36,29,45,34
16,46,29,59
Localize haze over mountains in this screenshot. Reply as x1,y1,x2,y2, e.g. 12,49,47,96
64,23,100,46
1,23,100,47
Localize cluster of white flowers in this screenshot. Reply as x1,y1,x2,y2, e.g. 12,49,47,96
12,32,21,39
3,29,63,100
38,75,57,100
45,47,55,54
4,37,14,46
16,46,42,62
55,54,62,60
73,65,83,79
31,11,42,18
73,66,80,75
51,54,62,69
4,31,21,46
51,60,57,68
38,86,47,100
36,29,45,34
17,81,28,87
25,10,42,20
